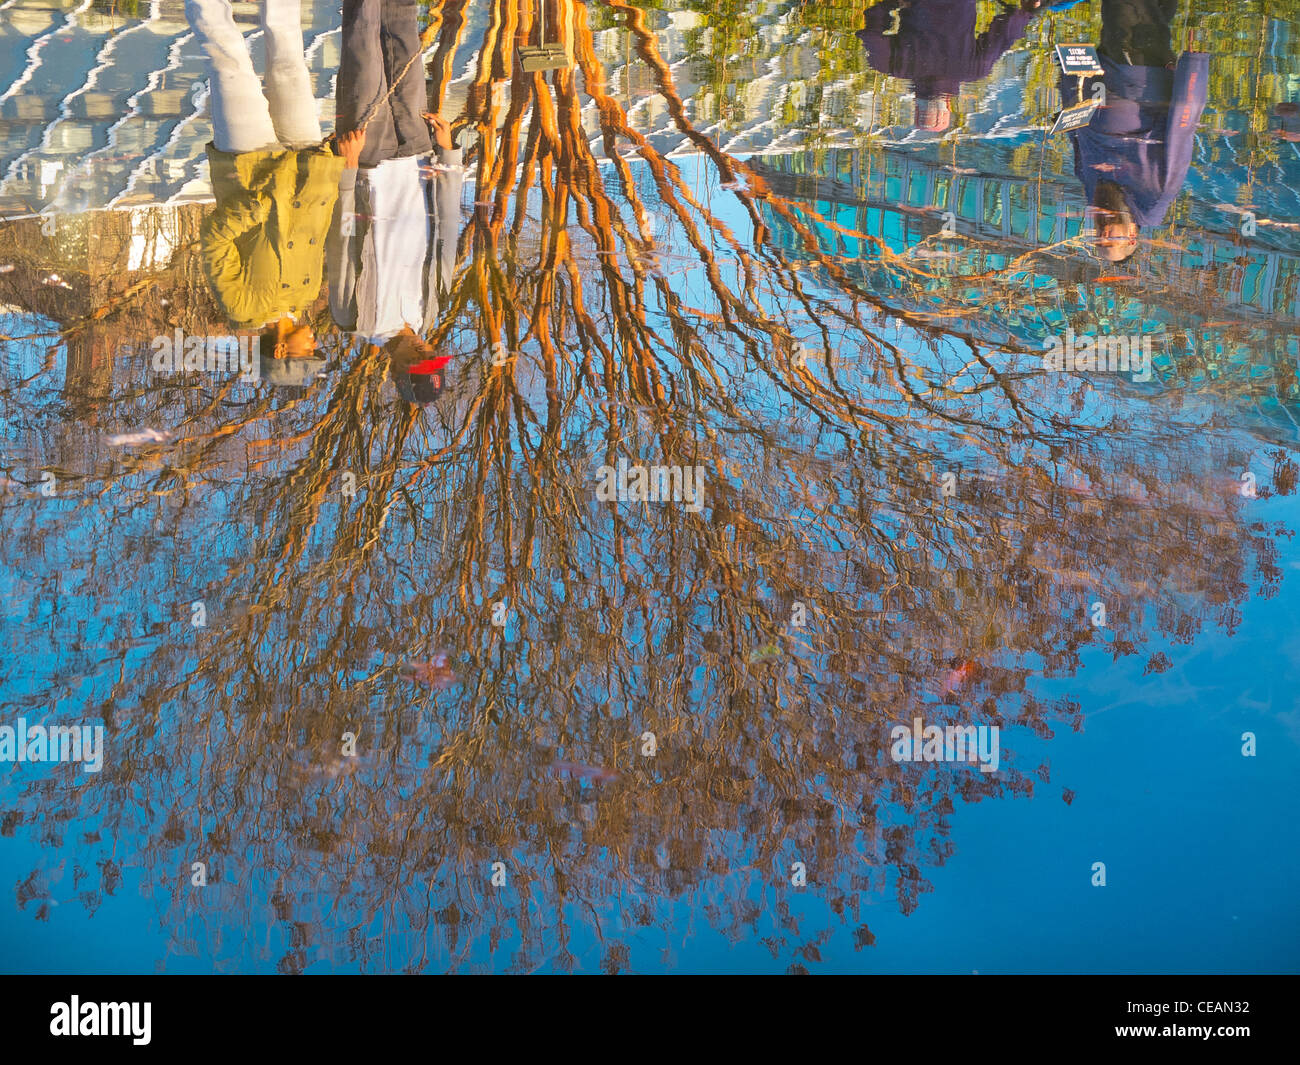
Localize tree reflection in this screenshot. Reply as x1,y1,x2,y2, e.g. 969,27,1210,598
0,0,1293,973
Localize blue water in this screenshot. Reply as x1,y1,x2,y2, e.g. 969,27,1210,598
2,0,1299,974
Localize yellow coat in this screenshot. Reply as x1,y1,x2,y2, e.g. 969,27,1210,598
202,143,344,328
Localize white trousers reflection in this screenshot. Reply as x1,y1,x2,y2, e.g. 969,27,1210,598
185,0,322,153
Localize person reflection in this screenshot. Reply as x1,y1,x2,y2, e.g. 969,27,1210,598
1064,0,1209,262
327,0,465,408
856,0,1044,133
186,0,347,373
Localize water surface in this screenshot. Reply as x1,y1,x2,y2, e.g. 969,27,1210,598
0,0,1298,974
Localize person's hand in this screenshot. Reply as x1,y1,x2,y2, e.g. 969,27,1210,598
422,112,454,152
1020,0,1041,9
336,128,365,169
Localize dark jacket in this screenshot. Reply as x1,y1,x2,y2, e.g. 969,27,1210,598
1067,50,1210,226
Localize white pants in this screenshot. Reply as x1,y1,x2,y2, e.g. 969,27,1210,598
186,0,321,153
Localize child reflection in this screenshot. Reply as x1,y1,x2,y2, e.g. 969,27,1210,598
1064,0,1209,262
856,0,1044,133
186,0,344,371
327,0,465,410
